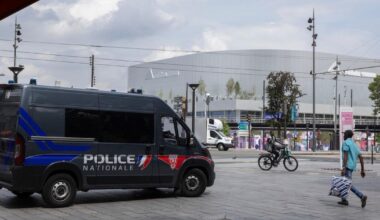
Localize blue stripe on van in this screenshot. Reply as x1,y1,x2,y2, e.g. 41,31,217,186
18,107,92,152
24,155,78,166
19,108,46,136
18,118,49,151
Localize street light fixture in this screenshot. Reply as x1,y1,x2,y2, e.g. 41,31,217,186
307,9,318,151
333,57,341,150
9,17,23,83
8,66,24,83
205,93,214,118
188,83,199,133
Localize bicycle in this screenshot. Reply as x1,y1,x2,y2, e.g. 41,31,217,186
375,145,380,153
258,140,298,172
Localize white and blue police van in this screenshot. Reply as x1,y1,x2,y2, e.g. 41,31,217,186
0,84,215,207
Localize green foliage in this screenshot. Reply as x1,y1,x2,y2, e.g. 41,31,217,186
239,87,255,100
266,71,303,134
198,79,206,96
169,89,173,100
319,132,331,144
221,119,231,136
234,81,241,98
226,78,235,97
158,89,164,99
368,75,380,115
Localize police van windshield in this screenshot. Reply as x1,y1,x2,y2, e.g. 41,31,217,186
0,85,22,138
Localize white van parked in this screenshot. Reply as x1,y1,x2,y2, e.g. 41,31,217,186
188,118,233,151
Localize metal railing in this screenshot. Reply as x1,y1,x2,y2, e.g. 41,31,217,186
212,115,380,126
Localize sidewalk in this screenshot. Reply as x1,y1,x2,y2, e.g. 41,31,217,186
210,148,380,163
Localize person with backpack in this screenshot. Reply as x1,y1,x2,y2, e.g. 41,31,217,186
338,130,367,208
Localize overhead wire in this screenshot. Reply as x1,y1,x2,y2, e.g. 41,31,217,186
1,38,380,63
0,49,311,75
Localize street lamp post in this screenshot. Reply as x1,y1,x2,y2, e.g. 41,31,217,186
185,83,189,123
205,93,213,118
9,17,23,83
333,57,341,150
8,66,24,83
188,83,199,133
307,9,318,151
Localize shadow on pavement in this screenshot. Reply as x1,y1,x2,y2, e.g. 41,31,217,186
0,188,177,209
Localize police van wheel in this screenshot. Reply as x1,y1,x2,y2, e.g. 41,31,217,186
217,144,225,151
11,191,34,198
181,168,207,197
42,174,77,208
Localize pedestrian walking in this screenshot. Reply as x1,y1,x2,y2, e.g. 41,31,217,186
338,130,367,208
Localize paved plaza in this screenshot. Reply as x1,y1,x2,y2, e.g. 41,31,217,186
0,152,379,220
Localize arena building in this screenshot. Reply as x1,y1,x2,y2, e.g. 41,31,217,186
127,49,380,125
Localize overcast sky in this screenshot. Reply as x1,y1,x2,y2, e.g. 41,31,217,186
1,0,380,91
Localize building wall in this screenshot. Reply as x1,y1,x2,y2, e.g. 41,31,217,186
128,49,379,119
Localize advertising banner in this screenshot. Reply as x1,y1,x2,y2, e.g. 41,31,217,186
339,107,354,168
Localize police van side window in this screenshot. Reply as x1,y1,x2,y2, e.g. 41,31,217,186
100,111,154,144
65,109,154,144
161,116,188,146
65,109,100,139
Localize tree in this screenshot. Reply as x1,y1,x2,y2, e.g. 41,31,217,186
239,86,255,100
221,119,231,136
368,75,380,115
234,81,241,98
158,89,164,99
226,78,235,98
198,79,206,96
169,89,173,100
266,71,303,137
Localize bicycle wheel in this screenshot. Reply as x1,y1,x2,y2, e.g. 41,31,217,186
375,146,380,153
258,155,273,171
283,156,298,172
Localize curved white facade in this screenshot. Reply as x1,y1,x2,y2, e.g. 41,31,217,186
128,49,379,122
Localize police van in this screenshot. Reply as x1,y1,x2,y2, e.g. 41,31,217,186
0,84,215,207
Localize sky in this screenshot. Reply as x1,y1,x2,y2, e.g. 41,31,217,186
1,0,380,91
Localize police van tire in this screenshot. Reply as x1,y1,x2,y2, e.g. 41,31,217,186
217,143,225,151
11,191,33,198
42,174,77,208
181,168,207,197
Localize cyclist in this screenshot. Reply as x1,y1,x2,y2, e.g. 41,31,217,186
268,135,286,166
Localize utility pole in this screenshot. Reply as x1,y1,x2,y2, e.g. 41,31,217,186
350,89,353,107
307,9,318,151
188,84,199,133
247,114,252,149
372,117,376,164
333,57,340,150
8,16,24,83
90,55,95,87
262,80,266,149
185,83,189,123
283,100,287,140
